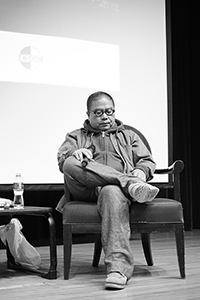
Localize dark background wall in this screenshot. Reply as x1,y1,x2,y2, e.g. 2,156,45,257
0,0,199,248
170,0,200,230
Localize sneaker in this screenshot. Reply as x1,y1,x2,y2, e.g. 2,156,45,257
128,182,159,203
105,272,127,290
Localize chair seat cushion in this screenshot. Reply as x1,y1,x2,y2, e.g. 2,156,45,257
63,201,101,224
63,198,183,225
130,198,184,223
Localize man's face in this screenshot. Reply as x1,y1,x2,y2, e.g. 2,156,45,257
87,96,115,131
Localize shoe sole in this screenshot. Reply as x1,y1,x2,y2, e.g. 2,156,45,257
105,282,126,290
131,184,159,203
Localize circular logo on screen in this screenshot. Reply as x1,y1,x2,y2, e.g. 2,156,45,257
19,46,44,70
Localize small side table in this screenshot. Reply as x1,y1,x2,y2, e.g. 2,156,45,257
0,206,57,279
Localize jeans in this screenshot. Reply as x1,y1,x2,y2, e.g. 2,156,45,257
63,156,143,279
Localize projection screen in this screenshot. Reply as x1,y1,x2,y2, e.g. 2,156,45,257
0,0,169,186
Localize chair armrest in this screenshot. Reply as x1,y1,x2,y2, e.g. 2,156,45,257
154,160,184,175
153,160,184,202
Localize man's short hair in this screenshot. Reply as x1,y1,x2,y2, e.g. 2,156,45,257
87,91,115,111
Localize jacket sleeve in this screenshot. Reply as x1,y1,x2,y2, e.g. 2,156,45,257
132,133,156,181
57,130,80,173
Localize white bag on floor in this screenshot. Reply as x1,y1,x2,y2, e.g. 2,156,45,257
0,218,41,270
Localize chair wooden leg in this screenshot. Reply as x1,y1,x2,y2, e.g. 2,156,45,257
92,233,102,267
175,224,185,278
141,233,153,266
63,224,72,279
43,213,57,279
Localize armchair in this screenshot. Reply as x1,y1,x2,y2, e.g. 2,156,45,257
58,126,185,280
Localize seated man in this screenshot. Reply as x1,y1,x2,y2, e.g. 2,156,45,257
57,91,159,290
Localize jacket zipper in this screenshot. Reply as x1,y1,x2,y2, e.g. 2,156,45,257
101,131,107,164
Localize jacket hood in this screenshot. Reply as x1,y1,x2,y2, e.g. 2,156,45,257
83,119,124,135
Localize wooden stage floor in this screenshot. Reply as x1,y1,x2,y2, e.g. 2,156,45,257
0,230,200,300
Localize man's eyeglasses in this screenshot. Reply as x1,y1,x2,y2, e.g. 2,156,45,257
89,108,115,117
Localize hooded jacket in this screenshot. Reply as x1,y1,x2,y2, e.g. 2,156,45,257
57,119,156,181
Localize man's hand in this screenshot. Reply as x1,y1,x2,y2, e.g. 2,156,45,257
72,148,93,162
132,169,146,181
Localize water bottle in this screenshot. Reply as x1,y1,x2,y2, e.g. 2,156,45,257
13,173,24,209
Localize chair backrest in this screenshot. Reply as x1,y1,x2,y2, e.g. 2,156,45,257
124,125,152,153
